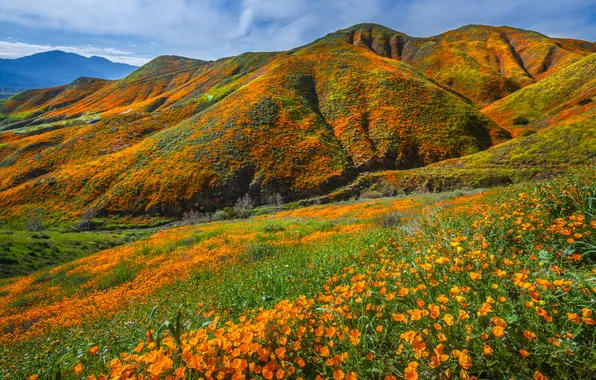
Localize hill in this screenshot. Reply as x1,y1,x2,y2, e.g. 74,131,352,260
0,24,594,226
0,51,138,89
0,34,510,223
329,24,595,104
483,52,596,135
324,52,596,200
1,22,596,379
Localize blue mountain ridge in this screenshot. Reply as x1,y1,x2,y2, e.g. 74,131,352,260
0,50,137,90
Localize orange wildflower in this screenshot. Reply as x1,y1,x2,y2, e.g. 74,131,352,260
458,349,473,369
567,313,581,324
404,362,418,380
523,330,536,341
483,345,493,356
74,363,83,375
534,371,549,380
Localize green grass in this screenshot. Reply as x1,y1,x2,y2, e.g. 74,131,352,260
96,259,139,290
0,229,153,278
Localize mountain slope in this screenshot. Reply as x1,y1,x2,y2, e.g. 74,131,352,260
1,23,594,224
0,36,508,221
329,24,595,104
482,53,596,135
0,51,138,89
333,110,595,200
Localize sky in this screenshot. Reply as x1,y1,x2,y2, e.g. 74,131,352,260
0,0,594,66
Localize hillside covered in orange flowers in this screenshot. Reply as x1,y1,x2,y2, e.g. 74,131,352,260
0,23,594,224
1,21,596,380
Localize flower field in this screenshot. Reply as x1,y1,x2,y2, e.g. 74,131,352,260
1,166,594,379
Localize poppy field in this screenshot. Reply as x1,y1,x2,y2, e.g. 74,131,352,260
1,166,594,379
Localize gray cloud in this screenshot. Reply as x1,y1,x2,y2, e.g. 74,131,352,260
0,0,594,62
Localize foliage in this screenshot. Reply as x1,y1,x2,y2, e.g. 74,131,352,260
328,24,594,104
332,116,595,200
1,167,594,379
0,24,591,226
75,208,98,231
234,194,255,213
513,116,530,125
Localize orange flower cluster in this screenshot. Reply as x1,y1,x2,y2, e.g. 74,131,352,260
97,173,596,379
0,219,370,344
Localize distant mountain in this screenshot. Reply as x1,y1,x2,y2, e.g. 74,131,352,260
0,50,138,89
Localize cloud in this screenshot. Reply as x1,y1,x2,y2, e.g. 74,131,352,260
0,0,594,61
0,41,151,65
396,0,596,39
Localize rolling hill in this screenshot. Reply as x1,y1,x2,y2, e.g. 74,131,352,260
0,23,593,226
483,52,596,135
328,24,595,104
0,51,138,89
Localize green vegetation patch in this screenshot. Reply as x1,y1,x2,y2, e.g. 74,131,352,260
0,229,152,278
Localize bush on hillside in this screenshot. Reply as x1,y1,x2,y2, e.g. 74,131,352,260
25,210,45,232
513,115,530,125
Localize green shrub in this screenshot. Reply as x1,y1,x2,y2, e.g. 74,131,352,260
520,128,537,137
578,97,593,105
212,210,232,220
513,115,530,125
262,223,286,233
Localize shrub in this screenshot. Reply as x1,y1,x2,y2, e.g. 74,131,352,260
75,208,98,230
513,115,530,125
373,210,405,228
264,193,284,207
25,210,45,232
360,179,398,199
578,97,592,105
182,210,208,225
212,210,232,221
234,194,254,212
233,194,255,218
520,128,537,137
